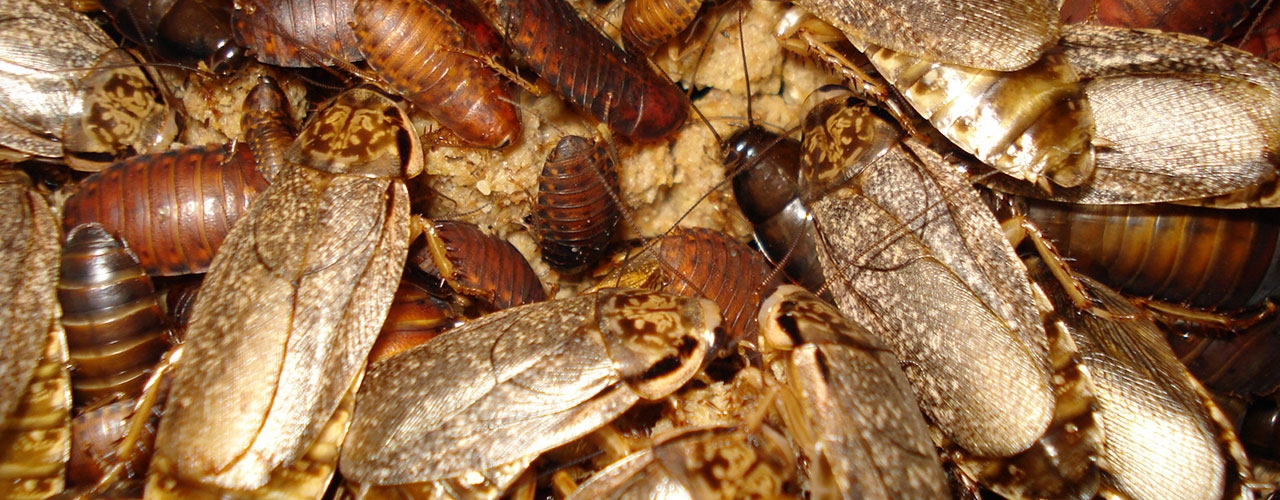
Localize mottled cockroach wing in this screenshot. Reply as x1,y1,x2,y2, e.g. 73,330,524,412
799,93,1056,459
756,286,950,499
58,223,172,408
494,0,689,142
1026,257,1255,500
61,143,268,276
0,169,68,499
339,289,722,489
790,0,1060,71
566,425,800,500
148,87,419,492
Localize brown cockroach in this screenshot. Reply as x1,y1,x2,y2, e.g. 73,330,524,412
367,275,460,365
755,285,950,499
241,74,296,182
97,0,243,66
61,143,268,277
1239,395,1280,463
1237,2,1280,62
533,134,622,273
1026,256,1256,500
1167,314,1280,397
58,223,172,409
146,87,421,494
494,0,690,142
0,0,176,170
1059,0,1261,41
620,0,705,54
1017,199,1280,313
352,0,521,149
68,395,162,489
230,0,363,68
796,89,1108,498
338,289,722,495
410,219,547,313
0,168,68,500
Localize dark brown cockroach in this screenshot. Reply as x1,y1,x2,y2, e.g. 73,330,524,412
68,396,161,488
0,0,176,170
241,74,296,183
1059,0,1260,41
494,0,690,142
620,0,704,54
1019,199,1280,313
58,223,172,409
797,90,1109,499
1026,256,1255,500
533,134,622,273
985,24,1280,206
723,126,827,295
410,219,547,312
339,289,722,495
566,424,799,499
1238,2,1280,62
146,87,421,495
61,143,268,277
1239,395,1280,463
1167,314,1280,397
352,0,521,149
230,0,363,67
0,168,68,500
367,275,460,364
755,286,950,499
98,0,243,66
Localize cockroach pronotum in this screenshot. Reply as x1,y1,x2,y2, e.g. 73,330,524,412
61,143,268,277
146,87,421,495
339,289,722,495
533,134,622,273
58,223,172,409
410,219,547,312
230,0,363,67
756,285,950,499
494,0,689,142
352,0,521,149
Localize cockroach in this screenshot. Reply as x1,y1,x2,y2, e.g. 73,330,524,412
61,143,268,277
338,288,722,495
797,90,1106,498
98,0,243,65
68,396,161,488
1237,2,1280,62
494,0,690,142
409,219,547,312
621,0,704,54
756,285,950,499
566,424,799,499
58,223,172,409
1239,395,1280,463
1167,314,1280,397
367,275,459,364
0,0,175,170
159,275,202,340
790,0,1060,72
146,87,421,494
533,134,622,273
1059,0,1260,41
241,75,296,182
230,0,363,68
0,168,68,500
1026,256,1256,500
352,0,521,149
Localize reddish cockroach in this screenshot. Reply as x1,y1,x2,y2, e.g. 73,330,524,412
58,223,172,409
61,143,267,277
1059,0,1261,41
230,0,363,67
410,219,547,313
533,134,622,273
367,275,460,364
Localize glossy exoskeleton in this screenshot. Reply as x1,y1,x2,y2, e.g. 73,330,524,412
231,0,363,67
410,219,547,312
534,135,622,273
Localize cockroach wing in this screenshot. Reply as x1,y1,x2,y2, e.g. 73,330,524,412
341,290,719,486
1027,258,1254,500
151,91,413,490
0,169,61,425
790,0,1059,71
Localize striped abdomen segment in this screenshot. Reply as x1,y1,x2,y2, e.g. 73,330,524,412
534,135,621,272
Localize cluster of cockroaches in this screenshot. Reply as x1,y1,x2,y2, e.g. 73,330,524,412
4,0,1280,498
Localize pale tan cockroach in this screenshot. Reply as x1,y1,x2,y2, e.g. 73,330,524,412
565,424,800,499
777,1,1096,188
0,0,176,171
58,223,172,409
146,87,422,496
338,288,723,497
1026,256,1257,500
988,24,1280,205
796,89,1107,498
0,168,69,500
755,285,950,499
